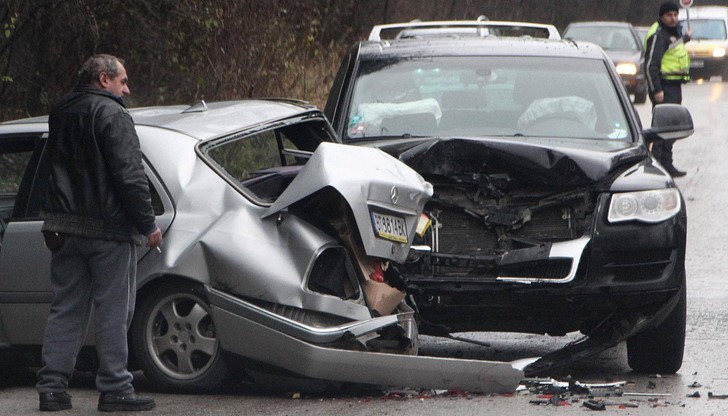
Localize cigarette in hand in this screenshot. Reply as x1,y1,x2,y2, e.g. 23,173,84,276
155,246,161,253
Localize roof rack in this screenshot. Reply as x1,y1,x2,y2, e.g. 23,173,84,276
368,20,561,41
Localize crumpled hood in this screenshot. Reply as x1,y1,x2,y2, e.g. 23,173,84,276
386,137,648,185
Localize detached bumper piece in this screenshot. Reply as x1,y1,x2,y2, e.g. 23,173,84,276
208,288,524,393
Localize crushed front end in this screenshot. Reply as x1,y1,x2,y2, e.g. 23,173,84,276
390,138,686,341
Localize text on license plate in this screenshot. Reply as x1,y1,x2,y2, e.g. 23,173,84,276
371,212,408,243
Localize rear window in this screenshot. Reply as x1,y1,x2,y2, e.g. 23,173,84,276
202,117,334,203
564,26,640,51
345,56,631,142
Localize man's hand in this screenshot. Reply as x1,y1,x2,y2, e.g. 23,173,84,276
654,91,665,103
146,227,163,248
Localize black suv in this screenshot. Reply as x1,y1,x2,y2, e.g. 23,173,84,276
325,21,693,374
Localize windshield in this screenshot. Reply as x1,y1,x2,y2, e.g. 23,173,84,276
680,19,727,40
564,26,639,51
345,56,631,142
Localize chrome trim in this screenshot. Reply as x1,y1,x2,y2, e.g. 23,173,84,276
497,236,590,284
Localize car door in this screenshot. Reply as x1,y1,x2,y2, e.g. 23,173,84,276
0,131,52,345
0,130,174,346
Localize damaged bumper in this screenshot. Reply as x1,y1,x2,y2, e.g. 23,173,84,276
208,287,525,393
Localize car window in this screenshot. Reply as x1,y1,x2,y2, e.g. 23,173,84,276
148,178,164,216
564,26,639,51
345,56,631,142
681,19,727,40
204,118,330,203
209,129,289,181
0,136,44,226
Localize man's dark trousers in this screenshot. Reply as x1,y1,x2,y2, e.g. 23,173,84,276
36,235,136,394
650,82,683,169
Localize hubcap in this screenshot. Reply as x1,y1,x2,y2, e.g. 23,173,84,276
146,293,218,379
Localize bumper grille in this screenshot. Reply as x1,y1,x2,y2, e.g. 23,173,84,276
606,249,672,281
499,259,573,279
429,255,572,280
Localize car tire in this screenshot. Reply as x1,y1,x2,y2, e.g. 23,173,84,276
626,282,686,374
130,282,230,392
633,88,647,104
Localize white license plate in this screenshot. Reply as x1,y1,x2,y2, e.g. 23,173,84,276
371,212,408,243
690,60,704,68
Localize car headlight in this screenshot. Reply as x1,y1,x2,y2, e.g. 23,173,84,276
615,63,637,75
608,189,681,223
713,47,726,58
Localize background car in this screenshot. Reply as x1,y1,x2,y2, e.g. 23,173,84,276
0,100,461,392
679,6,728,81
634,25,650,42
325,21,694,375
563,21,648,103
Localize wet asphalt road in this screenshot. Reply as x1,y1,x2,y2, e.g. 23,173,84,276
2,81,728,415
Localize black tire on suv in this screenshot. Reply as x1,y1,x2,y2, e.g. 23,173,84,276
626,278,686,374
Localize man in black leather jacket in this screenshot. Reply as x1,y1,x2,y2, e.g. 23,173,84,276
36,54,162,412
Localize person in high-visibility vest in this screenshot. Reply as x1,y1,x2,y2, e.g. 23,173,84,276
644,1,692,178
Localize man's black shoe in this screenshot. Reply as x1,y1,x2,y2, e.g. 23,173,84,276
98,392,155,412
667,167,687,178
39,391,72,411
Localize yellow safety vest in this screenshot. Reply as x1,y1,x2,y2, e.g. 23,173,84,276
645,22,690,82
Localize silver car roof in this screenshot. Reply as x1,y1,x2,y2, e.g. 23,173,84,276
0,99,318,142
130,99,317,140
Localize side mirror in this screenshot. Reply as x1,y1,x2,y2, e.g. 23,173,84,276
643,103,694,143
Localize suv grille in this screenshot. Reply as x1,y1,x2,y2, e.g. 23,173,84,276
436,205,574,255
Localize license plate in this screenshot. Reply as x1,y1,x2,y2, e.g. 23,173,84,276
371,212,408,243
690,60,704,68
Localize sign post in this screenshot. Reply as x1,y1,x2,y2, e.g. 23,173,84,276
681,0,694,30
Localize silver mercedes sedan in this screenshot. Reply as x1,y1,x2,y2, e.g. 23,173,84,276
0,99,527,394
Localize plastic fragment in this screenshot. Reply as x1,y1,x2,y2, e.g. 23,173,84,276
583,399,606,411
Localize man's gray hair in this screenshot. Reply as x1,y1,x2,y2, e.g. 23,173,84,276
77,54,125,85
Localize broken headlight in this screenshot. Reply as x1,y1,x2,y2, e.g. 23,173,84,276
607,189,681,223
